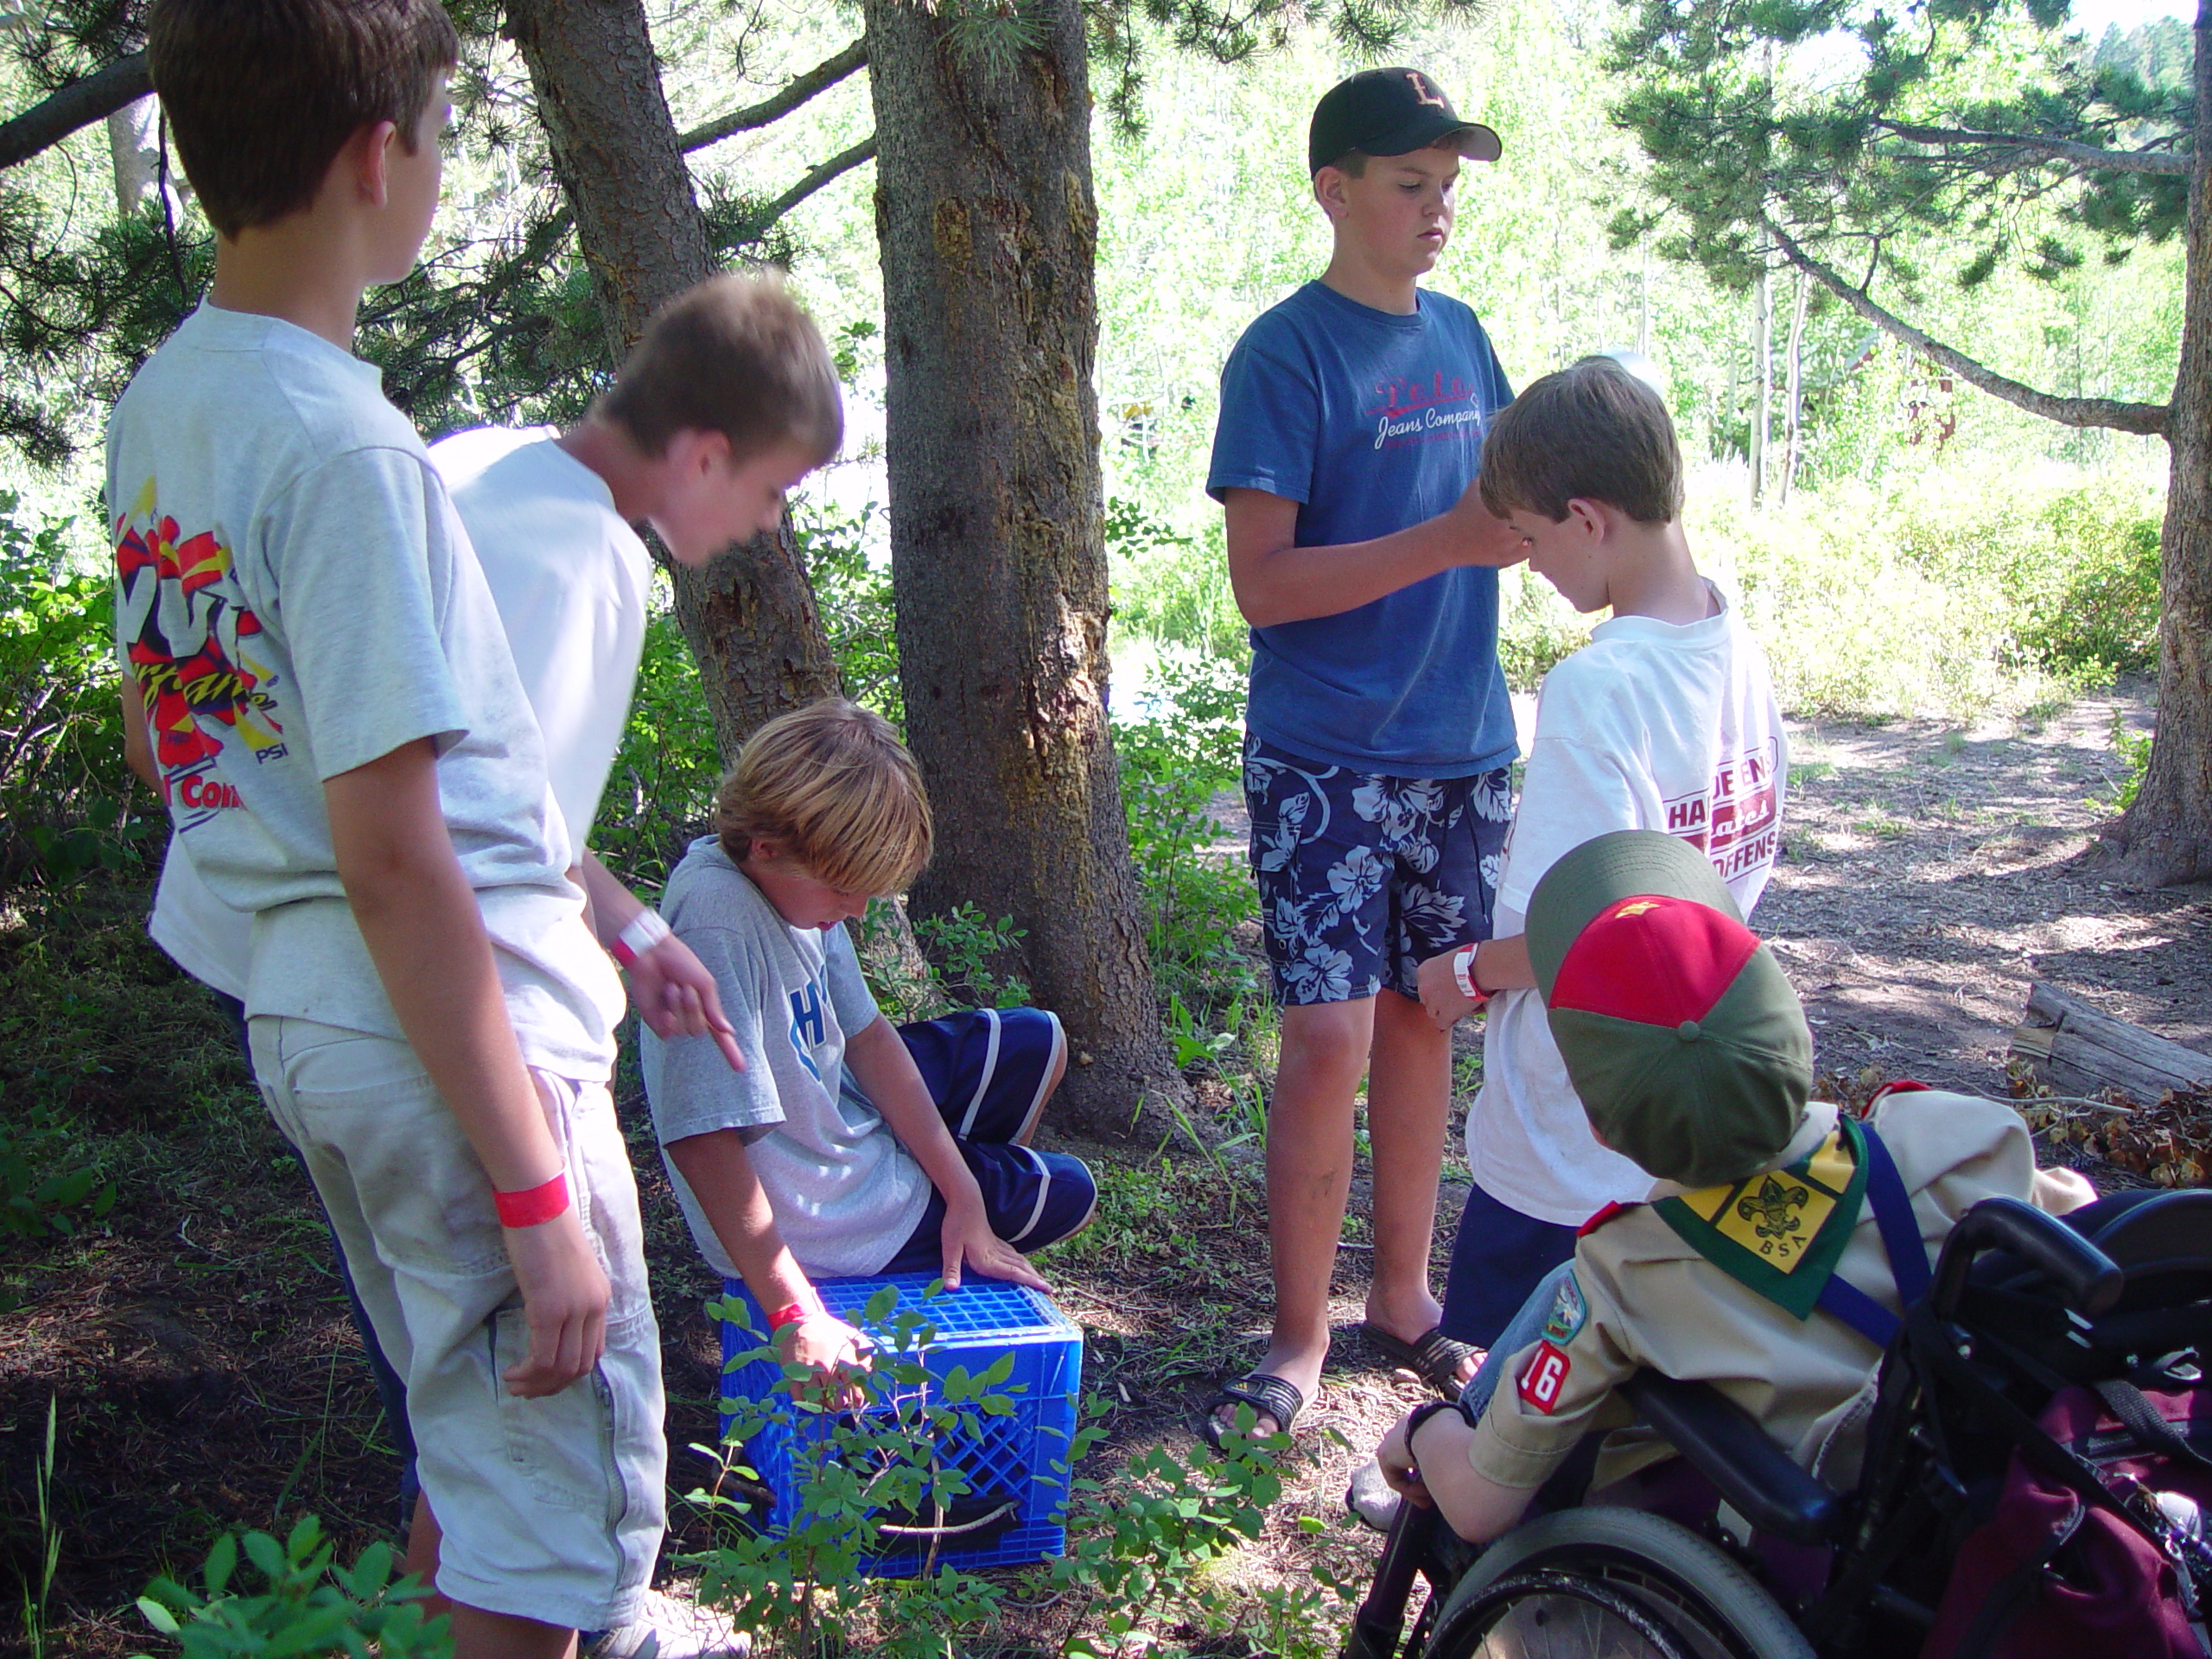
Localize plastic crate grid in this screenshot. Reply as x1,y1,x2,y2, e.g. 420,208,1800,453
717,1272,1083,1574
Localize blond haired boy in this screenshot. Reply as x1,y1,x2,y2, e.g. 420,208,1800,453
641,700,1096,1380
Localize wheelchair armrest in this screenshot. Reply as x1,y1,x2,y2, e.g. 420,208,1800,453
1932,1195,2122,1321
1621,1371,1844,1547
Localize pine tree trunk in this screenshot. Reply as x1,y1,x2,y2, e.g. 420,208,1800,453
2107,0,2212,886
503,0,840,756
862,0,1185,1135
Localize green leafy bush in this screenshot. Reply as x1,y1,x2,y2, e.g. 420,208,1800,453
1,1104,116,1244
134,1516,448,1659
0,494,156,888
796,504,900,724
2093,711,2155,815
696,1284,1341,1656
1116,652,1264,1023
697,1286,1018,1658
912,902,1032,1009
1695,467,2168,720
2014,489,2162,683
594,601,722,892
1106,499,1245,662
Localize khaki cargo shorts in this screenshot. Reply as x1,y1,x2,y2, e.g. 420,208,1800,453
251,1016,664,1631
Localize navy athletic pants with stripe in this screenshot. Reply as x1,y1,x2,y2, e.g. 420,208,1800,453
867,1006,1098,1272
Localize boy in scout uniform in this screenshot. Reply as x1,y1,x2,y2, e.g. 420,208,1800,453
1370,830,2094,1543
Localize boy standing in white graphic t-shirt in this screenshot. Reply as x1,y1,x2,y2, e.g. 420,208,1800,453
1414,356,1789,1358
108,2,658,1652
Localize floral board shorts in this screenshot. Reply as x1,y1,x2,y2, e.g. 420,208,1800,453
1243,732,1512,1006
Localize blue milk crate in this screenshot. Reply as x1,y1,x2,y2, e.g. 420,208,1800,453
715,1273,1083,1575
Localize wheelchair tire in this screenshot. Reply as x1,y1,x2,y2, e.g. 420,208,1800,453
1418,1508,1814,1659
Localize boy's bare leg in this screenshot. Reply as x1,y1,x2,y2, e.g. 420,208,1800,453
405,1492,580,1659
1363,987,1471,1380
1212,995,1376,1437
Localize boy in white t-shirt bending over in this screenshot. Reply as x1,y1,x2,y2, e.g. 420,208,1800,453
1414,356,1788,1359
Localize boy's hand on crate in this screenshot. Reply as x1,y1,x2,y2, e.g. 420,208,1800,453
941,1205,1051,1293
777,1311,870,1408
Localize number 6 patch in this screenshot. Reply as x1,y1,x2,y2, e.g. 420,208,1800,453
1517,1340,1573,1414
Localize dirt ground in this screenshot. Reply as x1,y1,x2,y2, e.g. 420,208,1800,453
1760,687,2212,1092
8,680,2209,1656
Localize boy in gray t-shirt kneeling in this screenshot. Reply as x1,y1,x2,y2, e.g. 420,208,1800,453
640,699,1096,1380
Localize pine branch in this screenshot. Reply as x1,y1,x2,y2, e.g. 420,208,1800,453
0,52,150,172
1761,212,2171,436
679,38,868,154
1874,118,2190,177
744,135,876,232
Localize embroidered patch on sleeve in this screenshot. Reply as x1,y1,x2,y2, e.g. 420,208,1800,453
1541,1272,1587,1344
1517,1341,1572,1414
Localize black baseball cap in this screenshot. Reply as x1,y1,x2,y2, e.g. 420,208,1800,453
1308,67,1503,176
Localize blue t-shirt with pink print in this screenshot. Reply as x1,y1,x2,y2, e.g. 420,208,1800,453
1207,280,1516,779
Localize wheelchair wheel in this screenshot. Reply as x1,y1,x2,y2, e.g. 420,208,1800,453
1418,1509,1814,1659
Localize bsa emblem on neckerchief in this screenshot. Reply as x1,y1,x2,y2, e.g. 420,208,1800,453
1653,1116,1869,1319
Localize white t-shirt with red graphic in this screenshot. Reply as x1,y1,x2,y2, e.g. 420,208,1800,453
106,302,620,1076
142,425,655,1018
1467,581,1788,1226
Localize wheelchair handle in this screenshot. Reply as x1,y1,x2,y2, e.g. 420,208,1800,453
1930,1195,2123,1321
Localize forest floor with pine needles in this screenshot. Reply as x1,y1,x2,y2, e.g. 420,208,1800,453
5,677,2207,1656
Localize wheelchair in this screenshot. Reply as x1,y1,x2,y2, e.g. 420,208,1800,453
1344,1187,2212,1659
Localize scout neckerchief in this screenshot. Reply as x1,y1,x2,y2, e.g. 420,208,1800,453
1653,1116,1931,1348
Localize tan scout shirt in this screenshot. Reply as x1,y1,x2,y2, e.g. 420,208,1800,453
1465,1090,2085,1497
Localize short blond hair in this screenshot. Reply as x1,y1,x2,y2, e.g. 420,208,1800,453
715,700,931,896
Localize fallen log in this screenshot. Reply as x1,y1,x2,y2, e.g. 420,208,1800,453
2009,982,2212,1105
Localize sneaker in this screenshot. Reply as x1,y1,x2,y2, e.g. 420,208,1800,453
582,1587,749,1659
1345,1456,1402,1533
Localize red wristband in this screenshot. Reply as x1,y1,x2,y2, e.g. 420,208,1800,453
493,1172,569,1228
768,1301,812,1332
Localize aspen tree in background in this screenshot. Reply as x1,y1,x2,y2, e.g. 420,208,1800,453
1607,0,2209,886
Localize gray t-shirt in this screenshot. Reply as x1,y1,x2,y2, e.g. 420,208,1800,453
640,836,930,1278
106,303,620,1075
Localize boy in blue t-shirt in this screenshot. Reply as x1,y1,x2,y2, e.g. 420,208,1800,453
1204,67,1529,1444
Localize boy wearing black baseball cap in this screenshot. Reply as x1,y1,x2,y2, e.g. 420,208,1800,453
1203,67,1523,1445
1370,831,2095,1543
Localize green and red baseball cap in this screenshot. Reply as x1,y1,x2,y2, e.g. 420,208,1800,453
1527,830,1814,1189
1308,68,1503,176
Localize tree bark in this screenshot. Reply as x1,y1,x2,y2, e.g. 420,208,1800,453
0,53,149,172
1751,256,1773,506
501,0,840,755
2104,0,2212,886
863,0,1184,1135
1762,213,2171,436
105,97,159,215
1781,268,1807,505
